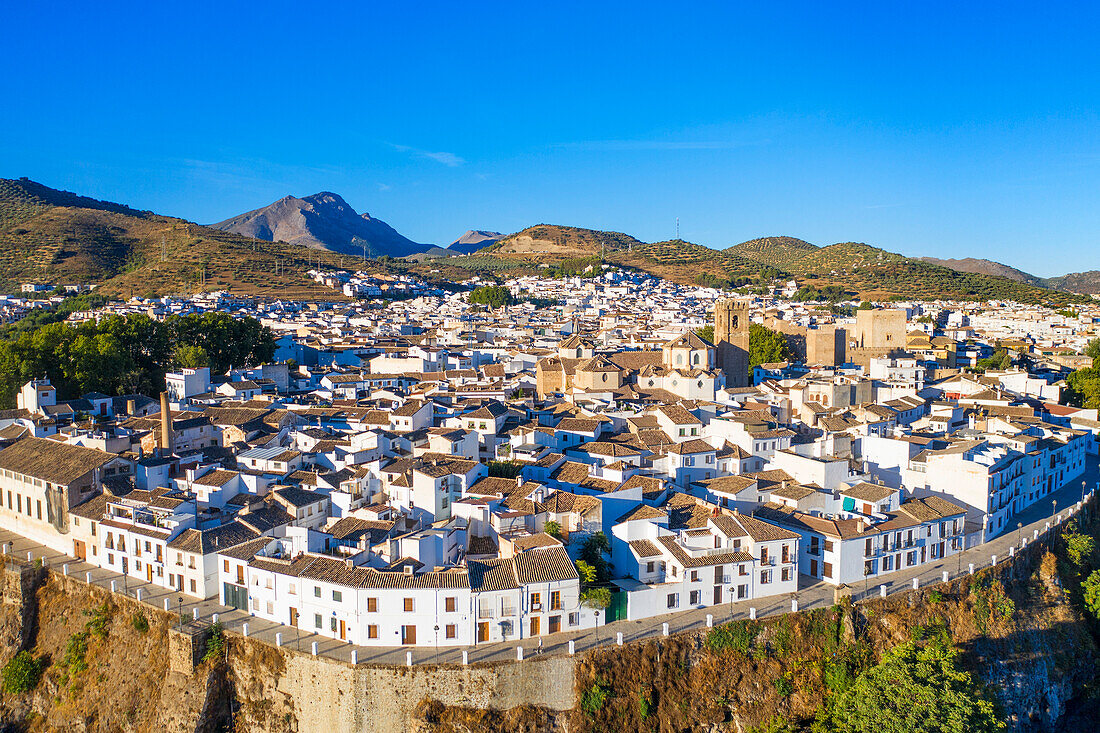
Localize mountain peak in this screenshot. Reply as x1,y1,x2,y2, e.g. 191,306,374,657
213,192,429,257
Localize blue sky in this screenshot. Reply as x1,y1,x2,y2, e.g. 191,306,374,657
2,2,1098,276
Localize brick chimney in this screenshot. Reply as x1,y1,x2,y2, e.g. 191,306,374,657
159,392,174,454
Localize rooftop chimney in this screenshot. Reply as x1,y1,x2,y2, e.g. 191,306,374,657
159,392,174,454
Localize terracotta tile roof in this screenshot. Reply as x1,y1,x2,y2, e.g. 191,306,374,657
0,437,118,485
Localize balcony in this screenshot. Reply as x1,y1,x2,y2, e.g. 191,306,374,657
477,607,496,619
530,602,543,612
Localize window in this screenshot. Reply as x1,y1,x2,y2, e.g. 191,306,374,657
333,590,343,602
223,559,230,573
367,597,378,613
760,570,772,584
690,570,699,582
530,592,541,610
314,586,321,598
666,593,678,609
189,579,196,593
445,596,456,613
689,590,700,605
368,625,379,639
822,563,833,579
550,591,561,610
404,598,414,612
446,624,456,639
569,612,580,626
315,614,322,629
782,567,792,582
646,561,655,573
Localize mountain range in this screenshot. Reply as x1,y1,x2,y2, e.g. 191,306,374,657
0,177,1096,303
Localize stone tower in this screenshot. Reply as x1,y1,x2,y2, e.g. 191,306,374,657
714,298,750,387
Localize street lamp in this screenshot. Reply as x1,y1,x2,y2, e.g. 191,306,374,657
177,595,183,630
593,608,601,643
1017,522,1022,547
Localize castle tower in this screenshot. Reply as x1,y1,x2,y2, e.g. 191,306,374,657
714,298,750,387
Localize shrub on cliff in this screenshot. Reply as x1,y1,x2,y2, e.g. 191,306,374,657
1083,570,1100,622
820,640,1004,732
1,651,41,694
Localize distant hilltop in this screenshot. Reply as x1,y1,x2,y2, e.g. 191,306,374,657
0,177,1097,302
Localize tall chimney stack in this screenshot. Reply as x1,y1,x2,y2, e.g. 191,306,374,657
159,392,174,454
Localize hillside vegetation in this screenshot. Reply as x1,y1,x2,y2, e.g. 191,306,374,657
0,178,356,297
0,180,1086,303
442,224,1080,304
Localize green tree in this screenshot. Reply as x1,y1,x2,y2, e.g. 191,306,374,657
469,285,514,309
544,520,562,539
1,651,42,694
575,559,597,584
824,641,1004,733
749,323,791,369
694,324,715,343
1083,570,1100,621
173,344,210,369
580,586,613,610
857,301,874,310
1086,338,1100,365
1065,367,1100,409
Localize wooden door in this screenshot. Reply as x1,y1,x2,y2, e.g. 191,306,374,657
146,565,153,582
810,559,818,577
289,607,298,627
73,540,86,561
339,620,346,641
402,625,416,645
530,616,541,636
549,615,561,634
477,622,489,643
713,585,722,604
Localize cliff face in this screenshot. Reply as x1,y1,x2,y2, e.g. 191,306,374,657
0,507,1096,733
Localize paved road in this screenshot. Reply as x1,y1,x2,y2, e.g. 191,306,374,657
2,459,1095,668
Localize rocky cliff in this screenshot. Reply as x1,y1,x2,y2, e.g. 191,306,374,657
0,502,1096,733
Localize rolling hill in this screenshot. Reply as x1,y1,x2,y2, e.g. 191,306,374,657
0,178,1090,303
919,257,1047,287
437,224,1083,304
213,192,429,257
0,178,359,298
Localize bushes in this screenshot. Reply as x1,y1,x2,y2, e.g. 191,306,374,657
131,611,149,633
580,681,609,716
202,622,225,665
705,619,759,655
1083,570,1100,622
1,651,42,694
819,640,1004,732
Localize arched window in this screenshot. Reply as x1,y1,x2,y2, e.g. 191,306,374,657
676,354,683,365
693,353,700,365
732,315,739,328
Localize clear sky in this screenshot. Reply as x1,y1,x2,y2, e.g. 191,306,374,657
2,2,1098,276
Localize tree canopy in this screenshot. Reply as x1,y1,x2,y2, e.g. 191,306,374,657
1065,366,1100,409
0,312,275,408
749,323,791,369
468,285,514,309
822,640,1004,733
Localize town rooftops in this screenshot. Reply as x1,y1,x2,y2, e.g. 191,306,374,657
0,437,118,485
